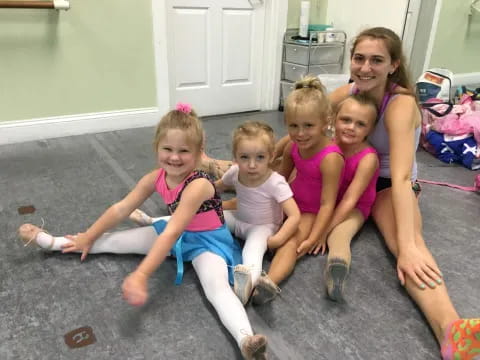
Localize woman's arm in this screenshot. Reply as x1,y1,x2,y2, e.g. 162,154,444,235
327,153,378,232
385,95,419,250
267,197,301,249
297,153,344,256
62,169,158,260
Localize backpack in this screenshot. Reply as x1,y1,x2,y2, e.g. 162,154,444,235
416,68,453,104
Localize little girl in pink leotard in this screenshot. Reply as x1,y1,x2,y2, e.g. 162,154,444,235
251,76,345,305
322,93,380,302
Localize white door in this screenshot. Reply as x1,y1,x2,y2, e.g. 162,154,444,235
166,0,266,116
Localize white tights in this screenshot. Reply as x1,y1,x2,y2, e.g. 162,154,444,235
224,211,273,286
34,216,253,347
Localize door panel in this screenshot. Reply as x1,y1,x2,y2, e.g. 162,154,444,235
223,10,252,83
172,8,209,87
167,0,265,116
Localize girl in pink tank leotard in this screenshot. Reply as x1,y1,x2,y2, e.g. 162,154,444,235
322,93,380,302
250,76,345,305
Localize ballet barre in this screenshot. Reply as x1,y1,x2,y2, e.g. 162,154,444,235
0,0,69,10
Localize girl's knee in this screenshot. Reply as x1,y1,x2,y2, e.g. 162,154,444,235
278,238,299,254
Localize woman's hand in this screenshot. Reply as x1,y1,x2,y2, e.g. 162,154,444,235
122,271,149,307
61,232,93,261
397,245,443,289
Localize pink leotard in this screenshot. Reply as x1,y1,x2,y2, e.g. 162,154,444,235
290,142,343,213
337,147,379,219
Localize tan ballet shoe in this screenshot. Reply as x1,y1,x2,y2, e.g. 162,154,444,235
128,209,152,226
233,265,253,305
18,223,53,249
251,274,280,306
241,334,267,360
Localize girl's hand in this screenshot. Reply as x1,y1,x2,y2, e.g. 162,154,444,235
122,271,149,307
296,237,326,258
267,234,285,249
397,245,443,289
61,232,93,261
311,235,327,256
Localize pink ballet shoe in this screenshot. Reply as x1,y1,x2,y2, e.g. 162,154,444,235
18,223,53,249
241,334,267,360
128,209,153,226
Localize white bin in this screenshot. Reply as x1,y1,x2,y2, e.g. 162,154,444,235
318,74,351,94
284,43,343,65
281,80,296,102
283,62,342,82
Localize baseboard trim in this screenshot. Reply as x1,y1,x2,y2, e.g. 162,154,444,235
0,108,161,146
452,72,480,87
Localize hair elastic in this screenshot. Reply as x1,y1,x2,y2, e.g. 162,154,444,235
176,102,192,114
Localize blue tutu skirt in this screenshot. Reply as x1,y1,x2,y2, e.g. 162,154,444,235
152,220,242,285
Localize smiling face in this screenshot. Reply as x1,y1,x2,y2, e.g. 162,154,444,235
156,129,201,180
335,98,377,148
350,37,399,97
234,136,273,187
287,106,327,153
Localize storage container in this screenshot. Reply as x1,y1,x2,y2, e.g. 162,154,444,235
283,62,342,82
284,44,343,65
281,80,296,102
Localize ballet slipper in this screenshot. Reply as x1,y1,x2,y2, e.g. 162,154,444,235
325,258,350,302
233,265,253,305
128,209,152,226
18,223,53,249
241,334,267,360
251,274,281,306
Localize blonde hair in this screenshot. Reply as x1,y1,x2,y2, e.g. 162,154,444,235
336,93,379,126
232,121,275,158
351,27,416,98
284,76,332,127
153,107,204,154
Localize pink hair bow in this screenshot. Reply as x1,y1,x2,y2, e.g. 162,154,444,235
175,102,192,114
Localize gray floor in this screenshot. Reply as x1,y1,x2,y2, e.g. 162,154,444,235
1,111,479,360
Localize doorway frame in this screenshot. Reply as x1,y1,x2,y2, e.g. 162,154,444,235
150,0,288,115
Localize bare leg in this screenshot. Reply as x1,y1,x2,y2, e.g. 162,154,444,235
325,210,365,301
267,213,315,285
326,209,365,265
372,189,459,343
